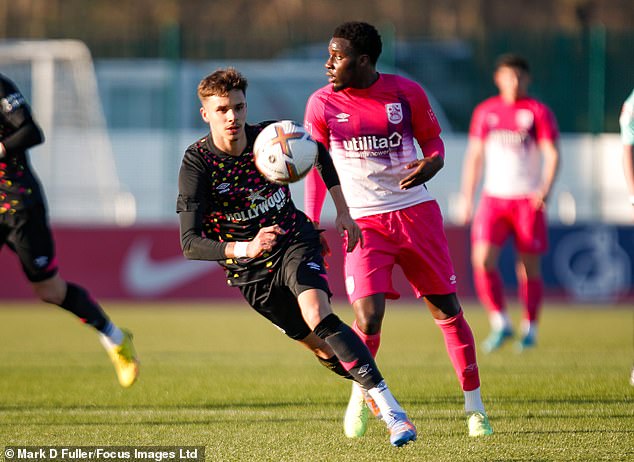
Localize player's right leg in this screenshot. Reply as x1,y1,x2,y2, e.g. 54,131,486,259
471,197,514,352
10,204,139,387
341,216,397,438
472,242,514,352
343,297,386,437
284,224,415,446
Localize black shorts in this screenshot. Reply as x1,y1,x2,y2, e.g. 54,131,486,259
0,204,58,282
239,229,332,340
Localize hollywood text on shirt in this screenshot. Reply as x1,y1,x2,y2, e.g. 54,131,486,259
224,188,289,222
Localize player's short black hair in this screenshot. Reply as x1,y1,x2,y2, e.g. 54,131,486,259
198,67,248,101
333,21,382,65
495,53,530,73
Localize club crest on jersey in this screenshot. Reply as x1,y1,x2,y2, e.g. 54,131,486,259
386,103,403,124
516,109,534,130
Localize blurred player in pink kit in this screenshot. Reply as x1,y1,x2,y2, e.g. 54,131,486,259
304,21,493,439
460,54,560,353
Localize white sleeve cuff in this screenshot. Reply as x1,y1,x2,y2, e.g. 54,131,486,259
233,241,249,258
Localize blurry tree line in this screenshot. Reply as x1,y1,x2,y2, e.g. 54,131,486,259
1,0,632,132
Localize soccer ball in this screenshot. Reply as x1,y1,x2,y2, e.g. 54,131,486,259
253,120,317,185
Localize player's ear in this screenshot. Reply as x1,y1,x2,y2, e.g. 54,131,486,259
358,54,371,67
200,106,209,123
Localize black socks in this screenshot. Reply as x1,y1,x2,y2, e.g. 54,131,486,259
59,282,109,332
313,314,384,390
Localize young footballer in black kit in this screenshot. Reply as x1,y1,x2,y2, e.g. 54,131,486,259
0,73,139,387
177,67,417,447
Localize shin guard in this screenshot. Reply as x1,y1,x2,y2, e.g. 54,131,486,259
313,314,383,390
59,282,109,332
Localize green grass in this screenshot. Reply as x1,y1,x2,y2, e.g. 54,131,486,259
0,301,632,461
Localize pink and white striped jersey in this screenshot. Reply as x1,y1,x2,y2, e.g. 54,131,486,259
469,95,559,198
304,73,441,219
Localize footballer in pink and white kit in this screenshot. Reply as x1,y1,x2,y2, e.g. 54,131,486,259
460,54,560,354
304,21,493,440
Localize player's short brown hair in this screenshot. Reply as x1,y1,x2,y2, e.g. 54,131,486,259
495,53,530,73
197,67,248,101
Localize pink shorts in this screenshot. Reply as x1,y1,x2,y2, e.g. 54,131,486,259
343,201,457,303
471,194,548,254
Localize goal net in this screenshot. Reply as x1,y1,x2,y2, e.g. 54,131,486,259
0,39,135,225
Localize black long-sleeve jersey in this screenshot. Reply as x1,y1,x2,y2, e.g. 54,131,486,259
0,74,45,213
177,120,340,286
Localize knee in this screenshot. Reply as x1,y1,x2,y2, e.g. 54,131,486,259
473,255,497,272
426,293,461,319
33,278,66,305
355,312,382,335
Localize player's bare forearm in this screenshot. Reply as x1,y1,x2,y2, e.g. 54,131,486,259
623,144,634,197
538,140,561,203
459,139,484,224
328,185,362,252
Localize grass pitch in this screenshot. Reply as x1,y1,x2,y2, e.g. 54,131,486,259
0,301,632,461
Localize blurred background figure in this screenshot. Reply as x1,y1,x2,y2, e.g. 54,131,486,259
620,88,634,219
0,72,139,388
619,87,634,386
459,54,560,353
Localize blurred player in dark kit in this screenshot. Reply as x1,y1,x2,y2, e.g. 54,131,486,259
0,73,139,387
176,67,417,447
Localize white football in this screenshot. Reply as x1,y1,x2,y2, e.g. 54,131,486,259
253,120,317,185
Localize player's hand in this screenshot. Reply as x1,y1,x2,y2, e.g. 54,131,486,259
248,225,286,257
335,212,363,252
531,192,547,210
399,155,444,190
458,195,474,225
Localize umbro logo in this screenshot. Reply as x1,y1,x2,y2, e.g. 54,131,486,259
336,113,350,123
33,256,49,268
216,183,231,194
358,364,372,377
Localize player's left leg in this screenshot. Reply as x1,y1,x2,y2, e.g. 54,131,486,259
515,253,542,351
424,294,493,437
398,201,492,436
514,198,548,352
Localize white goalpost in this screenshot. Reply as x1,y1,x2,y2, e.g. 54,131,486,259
0,39,136,225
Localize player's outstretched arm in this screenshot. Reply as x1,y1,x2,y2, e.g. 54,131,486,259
459,137,485,224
